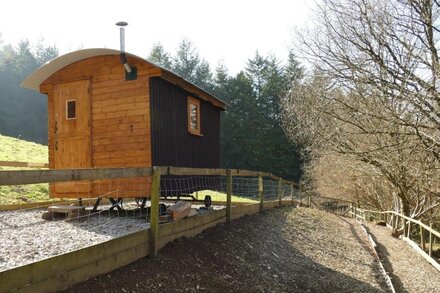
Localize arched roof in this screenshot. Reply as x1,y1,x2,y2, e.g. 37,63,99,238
20,48,226,110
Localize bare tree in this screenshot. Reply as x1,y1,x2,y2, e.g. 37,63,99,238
299,0,440,157
282,0,440,221
282,70,440,220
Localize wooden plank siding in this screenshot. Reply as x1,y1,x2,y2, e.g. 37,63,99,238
40,55,159,198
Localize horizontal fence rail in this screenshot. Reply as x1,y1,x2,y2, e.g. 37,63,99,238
0,167,153,185
354,209,440,239
0,166,298,186
0,160,49,168
158,166,290,182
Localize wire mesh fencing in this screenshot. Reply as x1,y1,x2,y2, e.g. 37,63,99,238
0,166,301,272
0,176,156,238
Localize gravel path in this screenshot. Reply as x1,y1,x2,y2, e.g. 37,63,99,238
67,207,386,292
365,223,440,293
0,208,149,271
0,202,225,272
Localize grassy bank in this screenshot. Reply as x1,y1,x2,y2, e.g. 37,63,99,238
0,134,49,204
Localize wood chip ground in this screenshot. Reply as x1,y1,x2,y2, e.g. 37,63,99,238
66,207,387,292
366,223,440,293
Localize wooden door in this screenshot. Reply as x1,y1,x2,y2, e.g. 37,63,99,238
53,80,91,194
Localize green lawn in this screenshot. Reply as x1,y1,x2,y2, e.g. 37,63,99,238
192,190,258,203
0,134,50,205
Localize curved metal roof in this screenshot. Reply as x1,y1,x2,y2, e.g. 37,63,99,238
21,48,124,91
20,48,226,109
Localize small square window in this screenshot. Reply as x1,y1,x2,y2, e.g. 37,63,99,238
187,97,201,135
66,100,76,120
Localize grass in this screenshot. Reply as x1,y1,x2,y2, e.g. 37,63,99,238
0,134,50,205
0,133,259,206
0,134,48,163
192,190,259,203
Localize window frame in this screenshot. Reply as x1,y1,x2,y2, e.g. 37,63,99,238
187,96,202,136
66,99,77,120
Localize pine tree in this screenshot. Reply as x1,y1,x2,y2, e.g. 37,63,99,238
172,39,200,81
245,51,268,100
285,50,304,90
148,43,172,69
0,40,58,144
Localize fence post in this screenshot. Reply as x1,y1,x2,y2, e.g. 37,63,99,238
429,222,433,257
149,166,162,256
420,225,426,251
226,169,232,224
407,219,411,238
258,172,264,213
402,217,406,238
290,184,294,206
278,179,282,207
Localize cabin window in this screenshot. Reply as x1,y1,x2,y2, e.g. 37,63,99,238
188,97,201,135
66,100,76,120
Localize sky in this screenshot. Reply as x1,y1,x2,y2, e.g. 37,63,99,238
0,0,315,74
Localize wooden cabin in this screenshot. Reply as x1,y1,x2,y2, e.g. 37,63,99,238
21,48,227,199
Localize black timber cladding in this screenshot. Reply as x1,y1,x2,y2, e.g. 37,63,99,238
149,77,221,169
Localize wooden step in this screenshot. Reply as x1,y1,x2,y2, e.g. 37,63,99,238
47,205,85,214
43,205,86,220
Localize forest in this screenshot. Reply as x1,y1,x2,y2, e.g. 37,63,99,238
0,36,303,181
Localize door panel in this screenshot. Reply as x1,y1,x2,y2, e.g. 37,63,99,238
53,80,91,194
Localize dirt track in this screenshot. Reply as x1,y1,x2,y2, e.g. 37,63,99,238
66,207,386,292
366,223,440,293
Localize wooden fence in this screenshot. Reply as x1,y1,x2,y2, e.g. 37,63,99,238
353,208,440,271
0,166,301,292
309,195,440,272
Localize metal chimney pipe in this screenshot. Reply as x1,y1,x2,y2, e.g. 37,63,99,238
119,26,125,52
115,21,131,73
116,21,128,51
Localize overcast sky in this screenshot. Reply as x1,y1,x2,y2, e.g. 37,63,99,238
0,0,314,74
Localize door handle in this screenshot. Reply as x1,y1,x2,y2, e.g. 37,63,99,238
55,141,58,151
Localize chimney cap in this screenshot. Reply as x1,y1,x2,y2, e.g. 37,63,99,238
116,21,128,27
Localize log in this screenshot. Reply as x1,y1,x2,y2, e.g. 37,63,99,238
167,201,192,221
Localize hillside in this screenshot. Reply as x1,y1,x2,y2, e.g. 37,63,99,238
0,134,49,204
